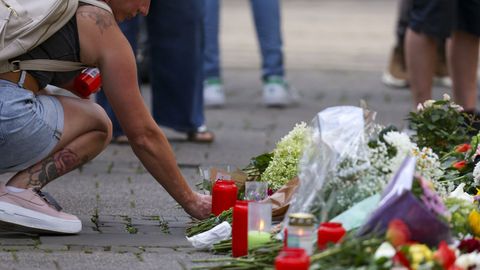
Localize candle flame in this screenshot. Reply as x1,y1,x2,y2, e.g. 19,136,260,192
259,220,265,231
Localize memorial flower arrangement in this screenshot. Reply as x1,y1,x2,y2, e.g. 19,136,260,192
190,96,480,270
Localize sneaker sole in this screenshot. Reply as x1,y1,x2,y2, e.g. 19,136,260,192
382,72,408,88
0,202,82,234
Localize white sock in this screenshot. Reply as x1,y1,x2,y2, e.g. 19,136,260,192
6,186,26,193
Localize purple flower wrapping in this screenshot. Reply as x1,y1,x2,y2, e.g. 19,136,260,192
358,190,451,246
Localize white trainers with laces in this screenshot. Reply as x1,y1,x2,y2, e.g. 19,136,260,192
203,78,225,107
262,76,298,107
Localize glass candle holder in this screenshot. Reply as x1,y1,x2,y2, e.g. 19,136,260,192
317,222,346,250
232,200,249,257
211,180,238,216
274,247,310,270
248,202,272,249
286,213,316,255
245,181,268,201
198,165,235,194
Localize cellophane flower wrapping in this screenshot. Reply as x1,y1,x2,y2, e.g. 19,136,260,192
285,106,375,223
358,156,452,247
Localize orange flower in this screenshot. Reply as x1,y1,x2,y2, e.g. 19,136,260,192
386,219,411,248
455,143,471,153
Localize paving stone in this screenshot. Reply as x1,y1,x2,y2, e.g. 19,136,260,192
111,246,144,254
0,237,37,246
37,244,69,252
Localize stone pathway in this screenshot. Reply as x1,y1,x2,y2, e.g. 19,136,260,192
0,0,462,269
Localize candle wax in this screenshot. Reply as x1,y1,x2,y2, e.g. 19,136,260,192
248,231,270,249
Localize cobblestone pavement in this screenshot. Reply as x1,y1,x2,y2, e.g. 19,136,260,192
0,0,459,269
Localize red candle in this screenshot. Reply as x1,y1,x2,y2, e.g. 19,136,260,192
317,222,346,250
211,180,238,216
232,200,248,257
274,247,310,270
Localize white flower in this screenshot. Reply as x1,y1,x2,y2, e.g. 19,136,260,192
417,103,424,111
455,252,480,269
449,183,474,202
374,242,396,260
443,93,451,101
423,99,435,108
473,162,480,187
451,104,464,112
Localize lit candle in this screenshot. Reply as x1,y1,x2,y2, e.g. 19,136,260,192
211,180,238,216
286,213,315,255
247,219,271,249
317,222,346,250
232,200,248,257
248,202,272,249
274,247,310,270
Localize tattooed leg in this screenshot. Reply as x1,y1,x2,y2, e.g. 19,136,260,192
7,148,88,189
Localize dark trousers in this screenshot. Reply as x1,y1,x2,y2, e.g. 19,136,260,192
97,0,205,136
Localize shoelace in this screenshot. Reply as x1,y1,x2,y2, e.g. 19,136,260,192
34,189,63,211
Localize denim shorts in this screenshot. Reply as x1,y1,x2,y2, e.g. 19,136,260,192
0,80,64,173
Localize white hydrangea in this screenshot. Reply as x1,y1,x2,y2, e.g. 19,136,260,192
261,122,309,190
443,93,451,101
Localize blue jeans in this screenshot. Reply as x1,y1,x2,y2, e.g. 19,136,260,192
96,17,140,137
203,0,284,80
146,0,205,132
97,0,206,135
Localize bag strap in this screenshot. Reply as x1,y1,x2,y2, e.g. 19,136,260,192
6,0,112,73
79,0,112,14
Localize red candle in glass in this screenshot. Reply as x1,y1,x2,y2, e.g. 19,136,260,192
317,222,346,250
232,200,248,257
274,247,310,270
211,180,238,216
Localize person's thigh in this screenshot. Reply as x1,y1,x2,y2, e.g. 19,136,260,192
0,82,64,172
409,0,454,39
50,95,112,154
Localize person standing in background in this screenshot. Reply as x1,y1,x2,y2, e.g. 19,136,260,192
382,0,450,89
98,0,214,143
405,0,479,119
203,0,297,108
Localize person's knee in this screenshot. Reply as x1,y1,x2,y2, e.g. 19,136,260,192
90,103,113,143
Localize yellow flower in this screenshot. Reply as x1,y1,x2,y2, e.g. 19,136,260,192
409,244,433,269
469,209,480,237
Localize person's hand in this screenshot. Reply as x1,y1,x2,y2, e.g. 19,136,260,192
184,193,212,220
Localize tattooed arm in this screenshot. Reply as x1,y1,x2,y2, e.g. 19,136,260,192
74,6,212,220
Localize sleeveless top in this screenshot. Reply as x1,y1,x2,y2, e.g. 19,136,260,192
14,16,81,89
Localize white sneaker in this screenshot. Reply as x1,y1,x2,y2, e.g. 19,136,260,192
203,78,225,107
262,76,298,107
433,76,452,88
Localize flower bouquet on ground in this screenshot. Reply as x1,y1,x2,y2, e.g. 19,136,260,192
187,123,309,239
358,156,452,247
